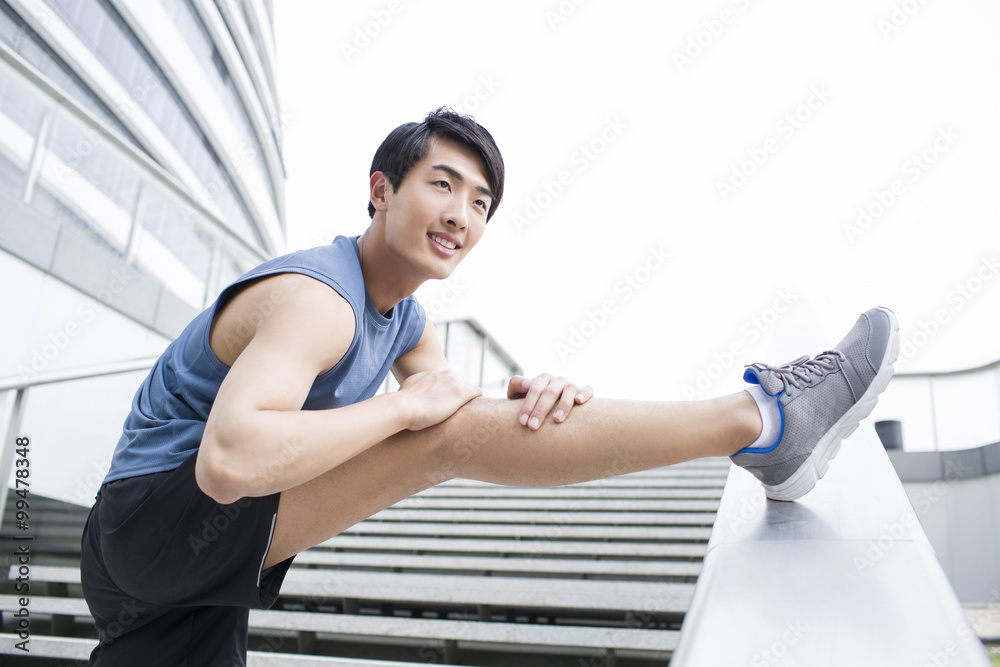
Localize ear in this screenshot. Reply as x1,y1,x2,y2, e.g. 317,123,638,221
370,171,391,213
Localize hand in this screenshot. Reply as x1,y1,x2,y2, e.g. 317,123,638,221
399,369,482,431
507,373,594,431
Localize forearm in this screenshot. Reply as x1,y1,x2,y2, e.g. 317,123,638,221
198,391,412,503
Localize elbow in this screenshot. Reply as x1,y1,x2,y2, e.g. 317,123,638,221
196,427,250,505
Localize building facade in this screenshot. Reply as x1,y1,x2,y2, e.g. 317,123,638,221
0,0,284,504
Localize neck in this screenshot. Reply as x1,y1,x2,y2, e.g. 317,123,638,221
356,226,424,316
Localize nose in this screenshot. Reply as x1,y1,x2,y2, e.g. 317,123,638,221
443,200,468,230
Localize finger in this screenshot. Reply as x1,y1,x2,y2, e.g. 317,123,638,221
519,373,552,427
575,385,595,404
527,377,567,430
551,384,580,423
507,375,530,400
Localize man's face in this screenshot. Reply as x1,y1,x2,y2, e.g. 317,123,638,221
378,137,494,280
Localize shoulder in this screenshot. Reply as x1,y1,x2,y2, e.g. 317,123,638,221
271,272,355,316
257,238,367,309
210,272,356,369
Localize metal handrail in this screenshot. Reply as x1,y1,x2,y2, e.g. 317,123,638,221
0,357,159,393
460,317,524,378
895,356,1000,379
0,319,519,531
672,436,991,666
0,319,524,393
0,356,160,528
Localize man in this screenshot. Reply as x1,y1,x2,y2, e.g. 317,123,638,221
81,107,899,665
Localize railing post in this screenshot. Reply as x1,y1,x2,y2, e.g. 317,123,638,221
995,365,1000,438
0,388,28,533
479,332,488,387
928,376,940,451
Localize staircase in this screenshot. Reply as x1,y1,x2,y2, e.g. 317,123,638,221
0,459,731,666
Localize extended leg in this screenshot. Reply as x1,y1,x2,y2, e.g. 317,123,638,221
264,391,759,567
266,306,899,565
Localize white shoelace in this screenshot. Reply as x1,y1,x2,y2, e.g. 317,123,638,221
757,350,847,391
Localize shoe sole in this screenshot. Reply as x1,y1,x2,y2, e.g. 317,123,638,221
762,307,901,501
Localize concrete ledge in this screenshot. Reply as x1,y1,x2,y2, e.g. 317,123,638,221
888,441,1000,482
0,190,60,269
965,603,1000,642
2,214,197,341
671,433,990,666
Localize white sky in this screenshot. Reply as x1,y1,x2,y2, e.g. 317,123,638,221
273,0,1000,406
9,0,1000,509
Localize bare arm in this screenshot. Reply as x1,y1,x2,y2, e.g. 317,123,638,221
392,316,594,431
196,274,480,505
391,317,450,380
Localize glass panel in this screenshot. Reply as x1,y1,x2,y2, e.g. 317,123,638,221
0,149,25,195
445,321,485,387
870,377,937,452
47,113,141,214
214,252,245,292
96,12,122,68
0,60,45,196
1,37,265,316
15,26,48,68
14,371,149,507
114,39,140,85
434,321,448,346
0,64,47,136
159,0,276,210
931,373,1000,450
59,0,84,19
41,0,266,250
0,4,19,46
31,187,124,258
74,0,103,49
0,2,142,149
481,347,515,398
872,370,1000,452
139,184,213,283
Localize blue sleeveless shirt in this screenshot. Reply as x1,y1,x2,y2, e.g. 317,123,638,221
102,235,426,484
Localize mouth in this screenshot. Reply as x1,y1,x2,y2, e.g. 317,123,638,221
427,233,460,256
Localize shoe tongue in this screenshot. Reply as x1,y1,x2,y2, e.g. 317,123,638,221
743,362,787,396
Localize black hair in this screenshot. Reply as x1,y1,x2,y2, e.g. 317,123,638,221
368,107,505,221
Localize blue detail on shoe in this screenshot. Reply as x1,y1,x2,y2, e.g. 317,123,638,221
734,366,785,455
729,307,900,501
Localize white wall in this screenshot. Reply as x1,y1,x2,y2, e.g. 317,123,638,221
903,475,1000,602
1,250,171,506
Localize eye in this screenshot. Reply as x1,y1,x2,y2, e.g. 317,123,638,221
433,180,451,190
474,199,488,211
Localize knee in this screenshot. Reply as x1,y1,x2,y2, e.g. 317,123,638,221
432,398,508,475
418,413,475,484
395,397,510,483
386,417,463,485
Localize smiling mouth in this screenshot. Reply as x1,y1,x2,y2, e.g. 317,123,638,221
428,233,458,250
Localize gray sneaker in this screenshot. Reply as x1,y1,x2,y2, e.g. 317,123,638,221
731,306,899,501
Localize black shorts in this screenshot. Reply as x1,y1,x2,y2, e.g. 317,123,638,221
80,451,295,666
